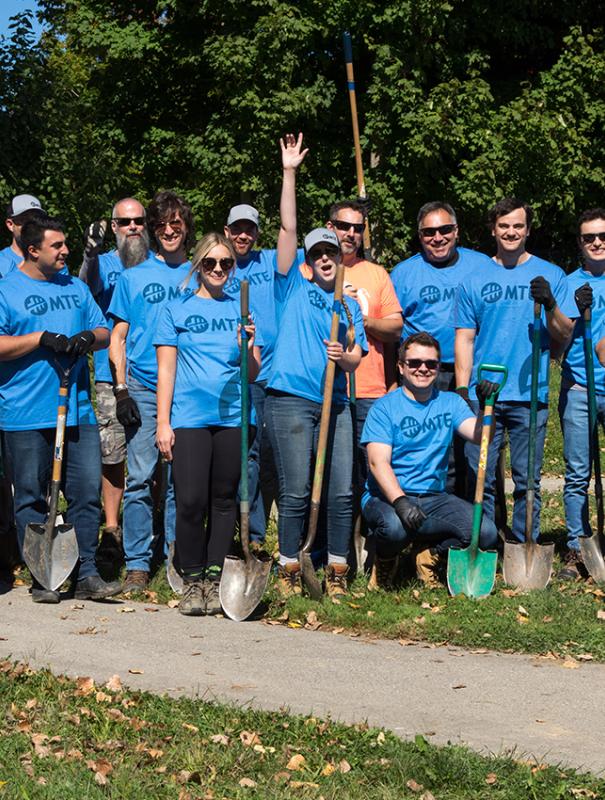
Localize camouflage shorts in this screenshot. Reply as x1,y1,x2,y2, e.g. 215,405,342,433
95,382,126,465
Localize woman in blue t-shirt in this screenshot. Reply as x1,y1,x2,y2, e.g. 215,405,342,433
154,233,260,617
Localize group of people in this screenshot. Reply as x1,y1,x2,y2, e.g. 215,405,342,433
1,131,604,616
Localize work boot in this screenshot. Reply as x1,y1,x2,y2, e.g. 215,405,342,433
178,580,206,616
325,563,349,599
96,526,123,566
31,580,60,604
74,575,122,600
204,566,222,616
415,547,442,589
557,549,584,581
276,562,302,599
367,555,399,592
121,570,149,594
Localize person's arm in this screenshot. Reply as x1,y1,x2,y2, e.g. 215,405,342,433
238,320,261,382
156,345,177,461
456,379,501,443
454,327,476,392
0,332,47,361
597,334,605,368
277,132,308,275
363,313,402,343
109,320,129,385
366,442,402,502
530,276,573,345
78,221,107,297
89,326,109,352
324,341,362,373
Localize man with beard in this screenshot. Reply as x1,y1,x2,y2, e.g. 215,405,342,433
0,194,46,277
79,197,150,565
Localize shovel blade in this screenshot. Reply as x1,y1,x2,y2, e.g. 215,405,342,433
502,540,554,590
447,547,497,599
219,553,271,622
166,542,183,595
23,522,78,591
579,535,605,583
300,550,323,600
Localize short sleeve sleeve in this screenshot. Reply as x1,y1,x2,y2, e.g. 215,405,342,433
153,304,178,347
107,271,131,322
454,281,478,329
360,397,394,446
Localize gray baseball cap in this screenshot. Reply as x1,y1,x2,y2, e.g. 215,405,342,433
227,204,260,228
9,194,44,217
304,227,340,253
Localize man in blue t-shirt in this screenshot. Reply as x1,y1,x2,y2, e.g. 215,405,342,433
79,197,150,569
108,191,195,592
0,216,122,603
558,208,605,578
0,194,47,277
361,332,498,589
455,197,576,543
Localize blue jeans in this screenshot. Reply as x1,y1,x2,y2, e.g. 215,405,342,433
265,392,353,560
362,493,498,559
246,380,278,543
4,425,102,580
559,384,605,550
124,377,175,571
465,400,548,542
352,397,375,497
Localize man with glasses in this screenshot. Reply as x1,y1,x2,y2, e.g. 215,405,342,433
79,198,150,568
0,194,46,277
108,191,194,592
455,197,575,545
361,332,498,589
558,208,605,578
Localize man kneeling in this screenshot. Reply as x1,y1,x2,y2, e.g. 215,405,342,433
361,332,498,589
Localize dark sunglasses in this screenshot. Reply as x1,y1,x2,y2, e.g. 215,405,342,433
402,358,440,371
309,246,339,261
113,216,145,227
331,219,365,234
155,219,183,232
200,257,234,272
580,232,605,244
419,224,457,238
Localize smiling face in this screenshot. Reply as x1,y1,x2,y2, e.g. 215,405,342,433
398,343,440,392
492,207,529,258
224,219,258,259
197,243,234,293
154,211,187,258
307,243,341,289
418,209,458,263
30,229,69,274
579,217,605,271
327,207,364,262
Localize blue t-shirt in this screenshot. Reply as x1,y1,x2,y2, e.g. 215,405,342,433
268,266,368,405
391,247,493,363
361,388,473,501
108,256,191,390
0,246,21,278
0,270,106,430
154,293,263,429
455,256,576,403
91,251,124,383
562,267,605,392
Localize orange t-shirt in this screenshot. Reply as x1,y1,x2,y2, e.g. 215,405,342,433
300,259,402,398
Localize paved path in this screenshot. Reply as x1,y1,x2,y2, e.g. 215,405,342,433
1,586,603,775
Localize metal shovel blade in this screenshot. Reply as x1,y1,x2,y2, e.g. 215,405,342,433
166,542,183,595
447,547,497,599
579,535,605,583
23,520,78,591
502,540,554,590
219,553,271,622
300,551,323,600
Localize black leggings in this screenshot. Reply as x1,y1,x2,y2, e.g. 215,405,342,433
172,427,242,576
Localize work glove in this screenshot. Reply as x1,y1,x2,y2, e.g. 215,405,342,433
476,380,501,409
392,495,427,532
455,385,474,410
574,282,593,314
83,220,107,257
115,388,141,427
66,330,96,358
530,276,556,311
39,331,70,354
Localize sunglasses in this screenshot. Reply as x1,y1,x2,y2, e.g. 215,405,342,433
200,257,234,272
419,224,457,238
155,219,183,233
331,219,365,234
309,246,339,261
113,216,145,227
402,358,440,371
580,232,605,244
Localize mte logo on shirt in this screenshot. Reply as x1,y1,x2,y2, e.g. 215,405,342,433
184,314,239,333
481,283,503,303
309,290,329,311
108,271,121,286
185,315,208,333
480,282,532,303
227,277,241,293
420,285,441,304
400,412,453,438
24,294,82,315
143,283,182,304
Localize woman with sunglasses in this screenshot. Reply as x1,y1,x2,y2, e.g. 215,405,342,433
154,233,261,616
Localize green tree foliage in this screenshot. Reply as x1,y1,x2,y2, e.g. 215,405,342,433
1,1,604,268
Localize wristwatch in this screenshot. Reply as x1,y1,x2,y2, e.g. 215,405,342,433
113,383,128,395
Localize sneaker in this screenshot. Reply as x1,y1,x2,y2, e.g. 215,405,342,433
367,555,399,592
74,575,123,600
204,567,222,615
325,563,349,599
31,580,60,604
178,580,206,616
96,526,123,565
557,549,583,581
415,547,442,588
121,570,149,593
276,562,302,599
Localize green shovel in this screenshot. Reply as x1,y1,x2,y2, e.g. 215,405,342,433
447,363,507,599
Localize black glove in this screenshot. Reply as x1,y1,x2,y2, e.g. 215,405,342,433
392,495,427,532
476,380,501,409
455,385,474,410
83,220,107,256
574,282,593,314
39,331,70,354
115,389,141,427
530,276,556,311
66,330,96,358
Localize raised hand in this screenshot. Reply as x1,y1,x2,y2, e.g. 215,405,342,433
280,132,309,171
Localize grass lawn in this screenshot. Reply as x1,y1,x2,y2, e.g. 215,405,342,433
0,662,603,798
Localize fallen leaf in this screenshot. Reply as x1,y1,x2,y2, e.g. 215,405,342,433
321,763,335,776
182,723,199,732
25,698,38,710
239,778,257,788
406,778,424,792
500,588,518,597
286,753,306,771
167,599,180,608
240,730,261,747
128,668,144,674
117,607,136,613
75,676,95,696
95,691,112,703
331,627,344,634
287,621,303,628
412,589,420,599
210,734,229,746
414,615,426,625
337,759,351,773
367,610,375,617
516,614,529,625
542,616,554,623
570,789,598,798
70,603,85,610
304,610,322,631
144,607,159,613
562,657,579,670
106,708,128,722
420,793,436,800
147,748,163,759
518,605,529,616
452,684,466,690
577,653,594,662
290,781,320,789
485,772,498,785
273,770,291,783
105,675,123,692
597,610,605,621
347,602,361,609
376,731,385,744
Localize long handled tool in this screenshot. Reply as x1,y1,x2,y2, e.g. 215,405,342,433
350,370,366,575
578,306,605,581
22,361,79,590
503,302,554,589
220,280,271,621
447,364,507,598
300,263,346,599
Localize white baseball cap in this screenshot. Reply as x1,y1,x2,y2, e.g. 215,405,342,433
9,194,44,217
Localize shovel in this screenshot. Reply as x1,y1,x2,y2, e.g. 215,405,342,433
22,360,79,590
503,302,555,589
220,280,271,621
578,307,605,581
447,364,507,598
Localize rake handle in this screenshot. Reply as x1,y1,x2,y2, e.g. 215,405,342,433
240,280,251,561
583,307,604,538
525,302,542,543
